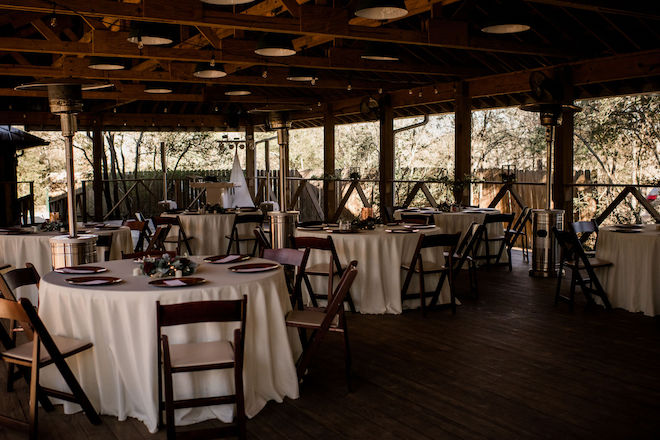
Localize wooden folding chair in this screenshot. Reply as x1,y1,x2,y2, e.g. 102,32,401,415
157,297,248,440
95,234,113,262
401,232,460,316
445,223,481,298
290,235,357,313
400,213,432,225
121,250,177,260
225,214,264,255
569,220,599,257
154,217,194,255
505,207,532,263
473,213,515,270
145,225,172,253
253,228,271,257
286,261,358,391
135,212,153,237
554,228,613,311
263,248,310,309
123,219,149,252
0,297,101,439
0,263,41,391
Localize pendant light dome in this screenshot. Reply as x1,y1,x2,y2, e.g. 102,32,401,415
255,33,296,57
127,23,175,47
144,83,173,94
361,43,399,61
355,0,408,20
193,62,227,78
224,87,251,96
286,67,318,82
87,57,127,70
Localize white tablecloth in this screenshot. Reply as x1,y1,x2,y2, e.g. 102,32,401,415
38,257,301,433
295,226,452,314
163,213,255,255
595,225,660,316
0,227,133,303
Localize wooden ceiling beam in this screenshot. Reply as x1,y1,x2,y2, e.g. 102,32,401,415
0,61,378,90
0,0,577,57
524,0,660,21
0,33,480,76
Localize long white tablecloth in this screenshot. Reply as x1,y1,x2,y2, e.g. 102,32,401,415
38,258,301,432
163,213,255,255
0,227,133,302
595,224,660,316
295,226,452,314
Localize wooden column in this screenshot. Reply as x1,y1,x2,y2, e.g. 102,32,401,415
92,124,104,221
553,111,574,223
245,123,256,197
323,105,336,220
0,147,18,226
379,96,395,211
454,81,472,206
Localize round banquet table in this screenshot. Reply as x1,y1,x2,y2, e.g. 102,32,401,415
37,257,301,433
294,226,454,314
595,224,660,316
0,226,133,302
162,213,255,255
433,210,507,261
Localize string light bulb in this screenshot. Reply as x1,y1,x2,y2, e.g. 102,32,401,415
347,82,352,91
262,68,268,78
210,56,216,67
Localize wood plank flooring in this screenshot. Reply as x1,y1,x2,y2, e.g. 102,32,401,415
1,252,659,439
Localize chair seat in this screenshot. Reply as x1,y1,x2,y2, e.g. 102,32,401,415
169,340,234,369
285,310,339,329
2,335,92,364
401,263,449,273
305,263,335,276
565,257,612,269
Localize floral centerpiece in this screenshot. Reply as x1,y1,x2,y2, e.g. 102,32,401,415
140,253,197,278
40,220,64,231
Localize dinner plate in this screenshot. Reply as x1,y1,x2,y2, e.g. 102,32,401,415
229,263,280,273
83,222,105,228
297,226,324,231
324,228,360,234
612,229,642,233
96,225,120,231
404,224,434,229
65,276,123,286
55,266,108,274
386,228,418,233
203,254,250,264
149,277,206,287
615,224,644,229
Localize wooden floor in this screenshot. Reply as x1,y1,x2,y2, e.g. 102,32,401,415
1,252,659,439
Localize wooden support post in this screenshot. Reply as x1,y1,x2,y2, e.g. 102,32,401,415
92,125,104,221
0,147,18,227
323,105,336,220
245,123,256,197
454,81,472,206
554,111,574,224
379,96,395,211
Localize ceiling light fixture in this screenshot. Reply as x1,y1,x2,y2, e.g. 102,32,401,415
224,87,251,96
255,33,296,57
481,22,531,34
144,83,173,94
286,67,318,82
355,0,408,20
361,43,399,61
193,62,227,78
127,23,174,47
480,9,531,34
88,57,126,71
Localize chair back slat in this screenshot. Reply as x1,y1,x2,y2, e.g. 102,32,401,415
483,213,515,225
146,225,171,252
322,261,358,328
157,298,246,327
263,248,309,268
400,214,431,225
421,232,461,249
291,235,333,251
0,264,40,294
570,220,598,235
254,228,271,257
153,216,179,227
0,297,31,324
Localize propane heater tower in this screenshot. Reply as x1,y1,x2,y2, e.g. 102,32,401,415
15,79,113,267
521,71,581,277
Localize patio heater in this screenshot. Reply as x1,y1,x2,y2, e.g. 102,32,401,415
15,79,113,267
521,100,580,277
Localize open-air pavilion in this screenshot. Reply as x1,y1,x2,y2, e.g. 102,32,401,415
0,1,658,439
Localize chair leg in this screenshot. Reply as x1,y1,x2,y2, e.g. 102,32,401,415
554,265,564,306
507,245,512,272
303,275,319,308
342,326,352,393
568,272,577,312
419,271,426,317
234,365,247,440
345,290,357,313
471,261,479,298
51,356,101,425
28,360,39,440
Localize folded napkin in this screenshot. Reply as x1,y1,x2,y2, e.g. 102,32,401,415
213,255,241,264
73,279,113,285
233,265,276,272
162,279,188,286
59,268,93,274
